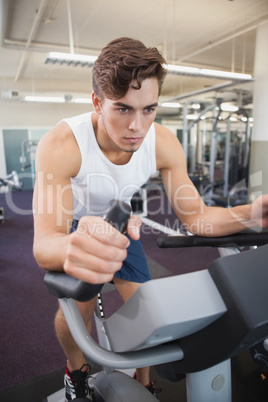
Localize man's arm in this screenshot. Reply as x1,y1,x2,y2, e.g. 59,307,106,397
155,124,268,236
33,122,132,284
33,122,77,269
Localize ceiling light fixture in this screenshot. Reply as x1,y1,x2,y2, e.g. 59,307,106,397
165,64,252,80
22,95,93,104
72,97,92,104
23,95,65,103
45,52,97,67
44,53,253,81
161,102,181,108
201,69,252,80
186,114,199,120
220,103,239,112
165,64,199,75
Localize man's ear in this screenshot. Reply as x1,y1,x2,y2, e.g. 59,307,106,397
92,93,102,114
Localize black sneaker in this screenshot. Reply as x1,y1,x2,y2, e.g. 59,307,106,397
133,372,162,398
145,380,162,398
64,363,92,401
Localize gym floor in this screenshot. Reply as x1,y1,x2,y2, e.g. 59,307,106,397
0,354,267,402
0,190,267,401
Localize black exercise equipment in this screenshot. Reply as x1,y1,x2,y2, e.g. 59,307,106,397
44,201,268,401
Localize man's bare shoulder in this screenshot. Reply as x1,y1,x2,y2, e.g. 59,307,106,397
39,121,76,150
154,122,185,170
154,121,182,147
36,121,81,178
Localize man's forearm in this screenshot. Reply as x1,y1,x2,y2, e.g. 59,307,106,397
33,232,69,271
183,203,255,237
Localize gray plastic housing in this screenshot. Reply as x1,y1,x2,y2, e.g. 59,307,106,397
104,270,227,352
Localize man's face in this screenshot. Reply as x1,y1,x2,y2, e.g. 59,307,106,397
96,77,159,153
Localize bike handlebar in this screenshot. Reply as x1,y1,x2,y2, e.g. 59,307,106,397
157,231,268,249
44,200,132,302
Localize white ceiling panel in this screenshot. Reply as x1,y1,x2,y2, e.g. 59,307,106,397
1,0,268,107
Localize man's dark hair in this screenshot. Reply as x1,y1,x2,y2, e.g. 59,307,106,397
92,37,167,100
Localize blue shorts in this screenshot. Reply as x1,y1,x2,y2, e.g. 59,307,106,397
70,219,151,283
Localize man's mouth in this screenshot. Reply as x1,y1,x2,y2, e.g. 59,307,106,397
124,137,142,144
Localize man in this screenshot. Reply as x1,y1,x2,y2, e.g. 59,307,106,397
33,37,268,401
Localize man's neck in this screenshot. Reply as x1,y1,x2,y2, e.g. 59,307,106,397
92,112,133,165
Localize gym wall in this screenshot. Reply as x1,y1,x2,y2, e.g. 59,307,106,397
0,100,93,190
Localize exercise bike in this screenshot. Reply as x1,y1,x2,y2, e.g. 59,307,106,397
44,200,268,401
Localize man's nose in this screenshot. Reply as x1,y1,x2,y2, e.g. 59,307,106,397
129,113,142,132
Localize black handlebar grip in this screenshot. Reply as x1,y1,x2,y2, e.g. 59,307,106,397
44,200,132,302
157,231,268,249
105,200,132,232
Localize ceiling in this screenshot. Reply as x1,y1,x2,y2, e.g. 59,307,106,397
1,0,268,115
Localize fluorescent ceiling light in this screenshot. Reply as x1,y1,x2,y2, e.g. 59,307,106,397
165,64,199,75
166,63,252,81
45,52,97,66
200,69,252,80
72,97,92,104
44,52,253,81
23,95,93,104
186,114,199,120
23,95,65,103
161,102,181,108
220,103,239,112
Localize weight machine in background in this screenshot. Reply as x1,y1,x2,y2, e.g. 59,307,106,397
180,100,252,207
0,170,22,222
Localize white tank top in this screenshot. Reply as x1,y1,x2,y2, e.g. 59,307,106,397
62,112,156,219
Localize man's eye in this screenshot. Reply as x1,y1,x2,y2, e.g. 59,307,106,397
119,108,128,113
145,108,154,114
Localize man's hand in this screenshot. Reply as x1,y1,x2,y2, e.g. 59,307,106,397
126,214,142,240
63,216,130,284
251,194,268,229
